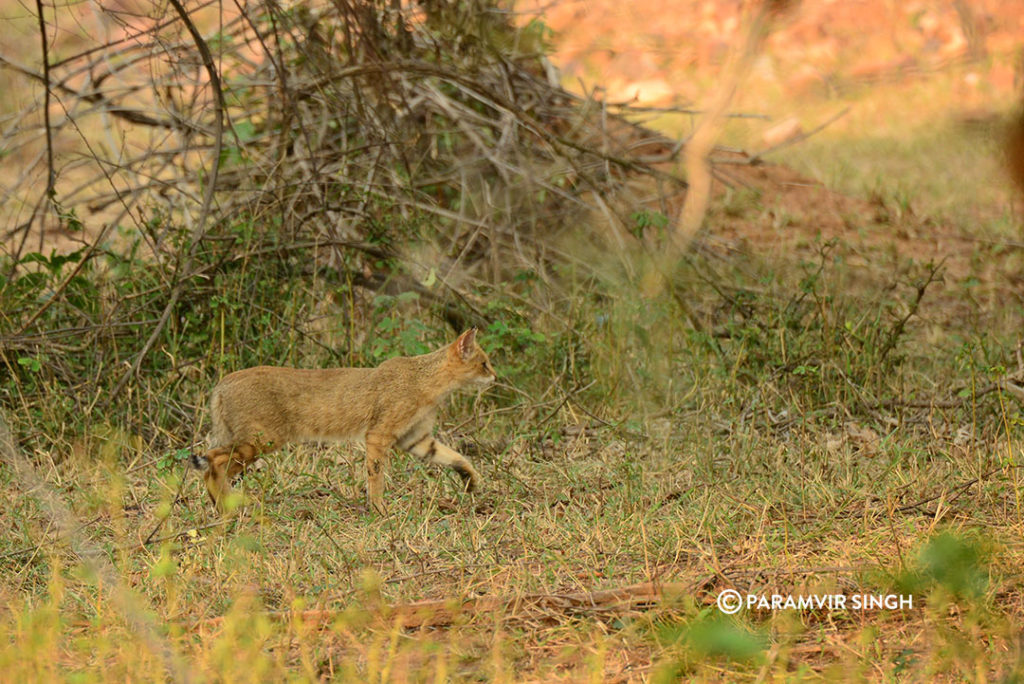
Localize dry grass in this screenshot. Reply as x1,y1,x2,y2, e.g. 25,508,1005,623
5,238,1024,681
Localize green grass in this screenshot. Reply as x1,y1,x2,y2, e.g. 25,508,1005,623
777,116,1017,237
4,223,1024,680
749,73,1020,240
2,396,1023,680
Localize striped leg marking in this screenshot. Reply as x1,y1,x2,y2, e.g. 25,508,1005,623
365,432,393,514
200,443,259,511
403,435,480,491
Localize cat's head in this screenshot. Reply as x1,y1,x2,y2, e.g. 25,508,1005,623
446,328,496,388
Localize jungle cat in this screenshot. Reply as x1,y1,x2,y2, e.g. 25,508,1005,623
190,329,496,513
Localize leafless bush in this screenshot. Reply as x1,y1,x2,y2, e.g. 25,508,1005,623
0,0,698,446
3,0,689,280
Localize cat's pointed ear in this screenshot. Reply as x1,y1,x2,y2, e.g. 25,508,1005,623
454,328,477,361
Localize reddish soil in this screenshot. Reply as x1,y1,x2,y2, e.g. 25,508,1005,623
535,0,1024,310
529,0,1023,106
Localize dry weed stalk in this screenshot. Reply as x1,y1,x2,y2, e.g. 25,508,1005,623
195,580,692,632
0,410,190,683
673,1,784,251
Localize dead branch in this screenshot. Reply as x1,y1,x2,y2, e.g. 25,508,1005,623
896,464,1024,514
673,3,776,251
747,107,851,165
33,0,55,234
194,581,691,632
876,260,944,367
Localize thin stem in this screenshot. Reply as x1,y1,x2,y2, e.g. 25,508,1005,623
34,0,55,213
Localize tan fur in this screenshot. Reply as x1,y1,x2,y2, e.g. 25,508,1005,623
193,329,496,513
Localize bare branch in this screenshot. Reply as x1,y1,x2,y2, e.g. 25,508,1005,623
33,0,55,229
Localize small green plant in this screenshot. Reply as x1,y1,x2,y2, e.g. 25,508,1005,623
897,532,990,602
651,612,767,680
16,356,42,373
157,448,192,474
365,294,434,361
629,209,669,239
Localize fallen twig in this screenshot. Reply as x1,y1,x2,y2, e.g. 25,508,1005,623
193,580,690,632
896,464,1024,514
747,107,851,165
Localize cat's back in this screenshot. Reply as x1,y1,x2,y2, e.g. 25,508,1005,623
210,365,376,444
215,365,370,394
371,349,444,389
